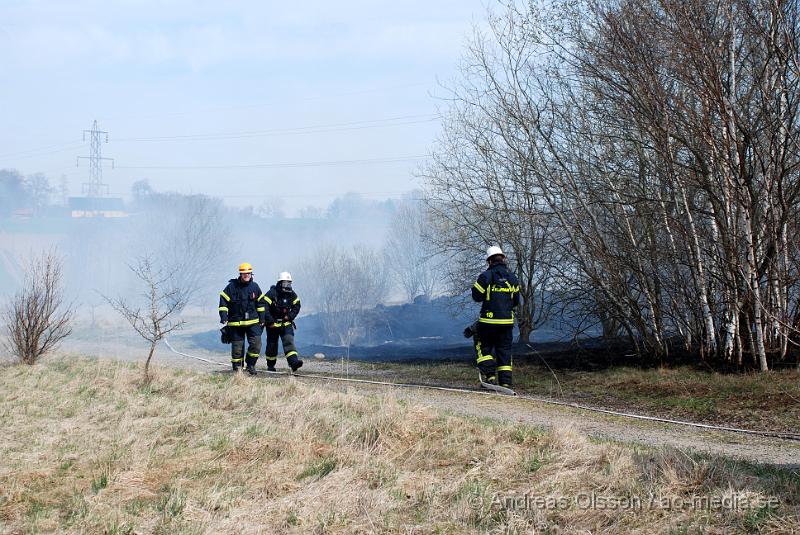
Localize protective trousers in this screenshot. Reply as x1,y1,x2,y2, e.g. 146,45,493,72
265,325,301,368
229,324,263,370
476,323,513,386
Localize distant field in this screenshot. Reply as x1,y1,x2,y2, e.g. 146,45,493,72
1,358,798,534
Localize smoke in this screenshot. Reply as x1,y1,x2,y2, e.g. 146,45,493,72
0,179,398,331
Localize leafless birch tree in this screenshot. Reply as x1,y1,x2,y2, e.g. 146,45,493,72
422,0,800,369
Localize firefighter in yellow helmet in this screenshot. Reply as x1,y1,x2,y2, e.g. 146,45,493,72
218,262,266,374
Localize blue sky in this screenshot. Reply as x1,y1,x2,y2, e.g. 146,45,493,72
0,0,489,211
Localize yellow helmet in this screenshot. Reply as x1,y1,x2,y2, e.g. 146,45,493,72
238,262,253,274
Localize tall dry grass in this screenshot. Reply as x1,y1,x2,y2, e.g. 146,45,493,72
0,357,797,534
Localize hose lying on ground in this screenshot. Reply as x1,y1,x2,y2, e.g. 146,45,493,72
162,339,800,442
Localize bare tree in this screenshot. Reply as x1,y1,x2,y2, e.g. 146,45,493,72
132,192,231,310
422,0,800,369
105,256,186,382
550,0,800,368
2,251,74,365
24,173,52,214
256,197,286,219
419,8,563,343
384,197,442,301
298,244,389,345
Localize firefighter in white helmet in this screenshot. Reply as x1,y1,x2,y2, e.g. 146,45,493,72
259,271,303,372
471,246,520,388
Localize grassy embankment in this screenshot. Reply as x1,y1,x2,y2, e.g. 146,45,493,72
362,360,800,433
1,357,798,534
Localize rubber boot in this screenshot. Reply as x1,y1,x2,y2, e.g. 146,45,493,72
245,354,258,376
289,357,303,372
232,362,242,372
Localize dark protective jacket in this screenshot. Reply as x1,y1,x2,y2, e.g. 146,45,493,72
218,278,266,326
260,285,301,327
471,261,520,326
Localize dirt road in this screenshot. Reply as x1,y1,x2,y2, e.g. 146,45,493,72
290,372,800,468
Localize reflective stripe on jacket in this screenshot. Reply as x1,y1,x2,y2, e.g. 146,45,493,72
219,278,265,326
260,285,301,325
471,262,520,325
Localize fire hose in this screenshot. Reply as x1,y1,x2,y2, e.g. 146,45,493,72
163,339,800,442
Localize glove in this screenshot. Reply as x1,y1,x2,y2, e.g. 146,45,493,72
220,325,232,344
463,325,475,338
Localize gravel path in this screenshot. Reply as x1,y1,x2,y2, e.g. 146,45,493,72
293,374,800,468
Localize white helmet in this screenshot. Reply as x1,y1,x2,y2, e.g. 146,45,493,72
486,245,505,260
278,271,292,282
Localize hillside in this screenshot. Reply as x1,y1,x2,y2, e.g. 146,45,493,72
1,358,798,534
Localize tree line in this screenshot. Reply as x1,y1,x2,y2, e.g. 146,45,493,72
0,169,66,216
421,0,800,370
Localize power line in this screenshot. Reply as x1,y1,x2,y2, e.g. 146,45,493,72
207,191,423,200
1,112,439,166
0,143,84,163
1,85,434,152
102,191,424,202
97,82,431,122
116,193,423,201
114,114,439,142
115,155,427,171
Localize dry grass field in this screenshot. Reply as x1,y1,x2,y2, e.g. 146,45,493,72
1,357,798,534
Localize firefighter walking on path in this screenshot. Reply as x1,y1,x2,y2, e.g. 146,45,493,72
219,262,265,375
261,271,303,372
471,246,520,388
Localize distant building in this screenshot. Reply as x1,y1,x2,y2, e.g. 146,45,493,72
10,208,34,219
68,197,126,218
